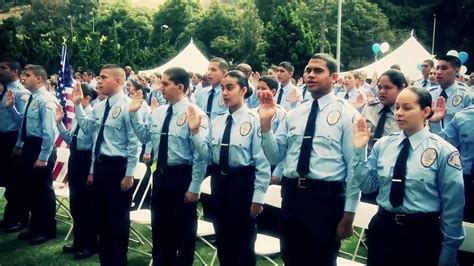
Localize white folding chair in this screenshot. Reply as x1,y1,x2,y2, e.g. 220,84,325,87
53,147,73,240
337,257,365,266
0,187,5,199
340,202,378,261
459,222,474,253
253,185,282,265
195,176,218,266
128,163,153,260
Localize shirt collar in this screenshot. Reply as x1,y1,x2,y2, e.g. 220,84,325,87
31,86,46,97
170,97,189,115
6,80,21,90
316,92,336,111
396,127,430,150
209,84,222,93
378,103,395,114
280,82,291,92
442,81,457,96
107,90,124,106
226,104,249,125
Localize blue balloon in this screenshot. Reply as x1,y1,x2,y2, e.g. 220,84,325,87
417,63,422,71
458,51,469,64
372,43,381,54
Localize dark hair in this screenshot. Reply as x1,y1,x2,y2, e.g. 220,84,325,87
423,59,434,68
224,70,252,99
259,75,279,91
406,86,433,119
84,69,95,77
278,61,294,73
310,53,338,74
194,73,203,80
210,57,229,72
378,69,407,90
236,63,252,77
0,58,22,74
24,64,48,81
269,65,278,72
437,55,462,69
390,64,401,71
128,79,147,99
81,83,93,98
164,67,190,93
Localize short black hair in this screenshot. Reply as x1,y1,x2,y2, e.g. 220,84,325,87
278,61,294,73
194,73,203,80
310,53,338,74
0,58,22,74
224,70,252,99
259,75,279,91
84,69,95,77
407,86,434,119
210,57,229,72
378,69,407,90
437,55,462,69
164,67,190,93
81,83,93,98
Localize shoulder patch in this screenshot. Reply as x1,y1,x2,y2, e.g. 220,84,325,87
45,101,56,110
447,151,462,170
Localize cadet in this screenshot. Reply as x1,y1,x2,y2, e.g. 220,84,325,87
129,67,208,265
429,55,473,134
430,100,474,222
300,68,312,103
190,70,271,266
275,61,301,110
255,75,287,184
72,64,139,265
413,59,435,89
195,57,229,120
236,63,259,109
13,65,58,245
0,59,30,232
259,53,360,266
336,71,367,112
56,83,97,260
352,87,465,266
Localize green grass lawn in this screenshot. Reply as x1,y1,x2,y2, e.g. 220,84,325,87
0,198,366,265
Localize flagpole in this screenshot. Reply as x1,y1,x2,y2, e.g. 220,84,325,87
336,0,342,73
431,13,436,55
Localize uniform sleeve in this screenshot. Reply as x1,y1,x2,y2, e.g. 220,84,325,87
38,102,57,162
443,116,460,148
8,91,28,125
189,117,210,194
57,122,72,145
124,107,139,177
74,103,97,135
261,114,288,165
353,141,381,194
252,120,271,204
129,110,152,145
271,161,284,180
341,112,361,213
437,150,465,266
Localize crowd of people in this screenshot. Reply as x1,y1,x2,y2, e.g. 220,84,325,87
0,52,473,266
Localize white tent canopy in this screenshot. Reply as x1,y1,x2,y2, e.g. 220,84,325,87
139,39,209,76
347,35,434,80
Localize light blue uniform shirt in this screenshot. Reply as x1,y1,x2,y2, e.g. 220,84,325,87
336,88,367,112
245,84,260,109
300,85,312,103
195,85,227,120
261,93,361,213
15,86,58,162
253,105,287,179
430,82,474,134
440,106,474,175
74,91,139,177
274,83,299,110
201,105,271,204
58,104,94,150
353,127,465,266
0,80,30,132
148,89,166,106
130,97,209,194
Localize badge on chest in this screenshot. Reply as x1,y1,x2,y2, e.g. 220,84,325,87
240,121,252,136
177,113,187,126
420,148,437,167
112,106,121,119
327,110,341,125
452,95,463,107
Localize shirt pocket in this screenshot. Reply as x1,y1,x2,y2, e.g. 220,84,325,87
104,117,122,139
313,134,340,159
376,165,393,196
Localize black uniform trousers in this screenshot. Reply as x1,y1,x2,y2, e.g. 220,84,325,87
0,131,29,226
151,165,197,266
458,174,474,266
93,155,132,266
209,165,257,266
367,208,441,266
20,137,57,237
68,149,96,251
280,177,345,266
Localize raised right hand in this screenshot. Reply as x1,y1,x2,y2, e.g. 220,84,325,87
72,82,83,104
187,104,201,135
4,90,14,108
129,90,143,113
258,90,276,133
55,103,64,124
353,117,371,148
429,96,447,123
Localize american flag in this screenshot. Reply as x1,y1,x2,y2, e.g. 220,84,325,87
53,45,74,182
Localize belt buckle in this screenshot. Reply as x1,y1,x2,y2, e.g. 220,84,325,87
395,214,405,225
297,178,306,189
96,154,102,162
220,170,228,176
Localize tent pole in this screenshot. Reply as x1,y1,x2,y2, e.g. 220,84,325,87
431,13,436,55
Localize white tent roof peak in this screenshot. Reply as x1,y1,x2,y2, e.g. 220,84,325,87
347,36,434,80
139,39,209,76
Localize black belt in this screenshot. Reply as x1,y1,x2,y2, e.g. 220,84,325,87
155,164,192,176
0,130,19,137
207,164,255,177
95,154,126,164
23,136,42,145
378,208,440,226
282,176,344,191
